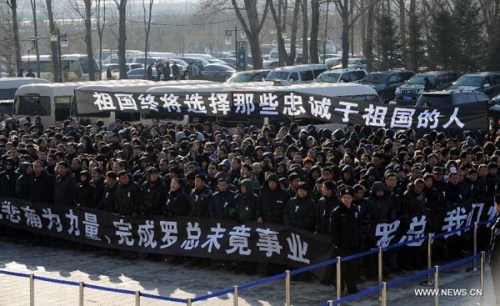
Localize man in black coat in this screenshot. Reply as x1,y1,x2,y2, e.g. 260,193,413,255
189,174,212,218
490,194,500,306
54,161,77,207
99,171,118,212
31,160,54,203
141,167,166,217
315,180,339,234
0,158,17,197
210,178,236,220
115,170,141,217
329,186,360,294
258,173,290,224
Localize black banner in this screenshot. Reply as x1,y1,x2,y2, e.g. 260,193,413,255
0,197,496,266
75,89,489,130
0,197,332,267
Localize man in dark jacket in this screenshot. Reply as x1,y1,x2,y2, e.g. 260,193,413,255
0,158,17,196
141,167,166,217
315,180,339,234
330,186,360,294
115,170,141,217
15,162,32,200
210,178,236,220
54,161,77,207
76,170,97,208
490,194,500,306
283,182,316,232
31,160,54,203
99,171,118,212
164,177,190,217
232,179,260,222
259,173,290,224
189,174,212,218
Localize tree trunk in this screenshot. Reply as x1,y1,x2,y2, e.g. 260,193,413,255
143,0,154,79
341,11,350,68
366,0,375,70
270,0,288,66
231,0,270,69
360,0,366,56
309,0,319,63
96,0,106,79
84,0,96,80
408,0,417,71
46,0,60,82
30,0,41,78
301,0,309,64
117,0,128,79
399,0,407,67
287,0,301,65
9,0,22,74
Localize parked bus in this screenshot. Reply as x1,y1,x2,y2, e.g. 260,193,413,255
21,54,100,82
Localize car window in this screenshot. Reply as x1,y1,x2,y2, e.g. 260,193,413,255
339,73,351,82
453,93,476,105
289,72,299,81
351,71,366,81
300,70,315,81
491,75,500,85
388,74,401,83
313,69,327,78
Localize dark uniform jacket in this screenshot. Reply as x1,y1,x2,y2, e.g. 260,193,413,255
115,177,141,216
210,189,236,219
316,195,339,234
0,169,17,197
189,185,212,218
258,174,290,224
283,195,317,232
233,179,260,222
329,203,360,255
141,179,167,216
164,189,190,217
54,173,77,207
100,183,117,212
30,171,54,203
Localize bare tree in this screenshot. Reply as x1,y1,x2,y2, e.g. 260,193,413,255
95,0,106,77
114,0,127,79
301,0,308,63
30,0,41,78
230,0,270,69
269,0,301,66
142,0,154,79
71,0,97,80
333,0,380,68
45,0,60,82
309,0,320,63
3,0,21,74
398,0,407,66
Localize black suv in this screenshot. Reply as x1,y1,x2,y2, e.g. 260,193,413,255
446,71,500,98
361,70,415,103
395,71,458,105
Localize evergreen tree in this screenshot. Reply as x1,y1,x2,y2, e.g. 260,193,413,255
428,8,457,70
376,14,401,70
453,0,484,72
408,6,425,71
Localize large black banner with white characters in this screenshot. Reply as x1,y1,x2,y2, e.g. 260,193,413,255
75,89,489,130
0,197,332,267
0,197,496,266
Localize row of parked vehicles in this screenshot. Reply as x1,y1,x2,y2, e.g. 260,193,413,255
227,64,500,111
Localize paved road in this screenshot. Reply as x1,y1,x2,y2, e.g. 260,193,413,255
0,236,497,306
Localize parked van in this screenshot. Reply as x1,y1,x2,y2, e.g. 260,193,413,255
0,77,49,116
265,64,328,83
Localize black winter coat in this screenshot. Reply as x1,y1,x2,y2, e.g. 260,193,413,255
316,195,339,234
164,189,190,217
210,190,236,219
0,170,17,197
189,185,212,218
54,173,77,207
100,184,117,212
116,178,141,216
141,179,167,216
283,196,317,231
77,181,97,208
330,203,360,255
258,187,290,224
30,171,54,203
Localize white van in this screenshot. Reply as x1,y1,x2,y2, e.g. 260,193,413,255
0,77,49,116
13,80,154,127
265,64,328,83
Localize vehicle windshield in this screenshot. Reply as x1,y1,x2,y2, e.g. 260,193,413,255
0,89,18,100
365,73,389,84
348,58,360,64
455,76,484,87
408,75,436,85
416,95,453,107
265,71,290,81
316,73,340,83
227,73,252,82
14,95,51,116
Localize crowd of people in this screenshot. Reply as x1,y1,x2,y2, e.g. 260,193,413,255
0,114,499,294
